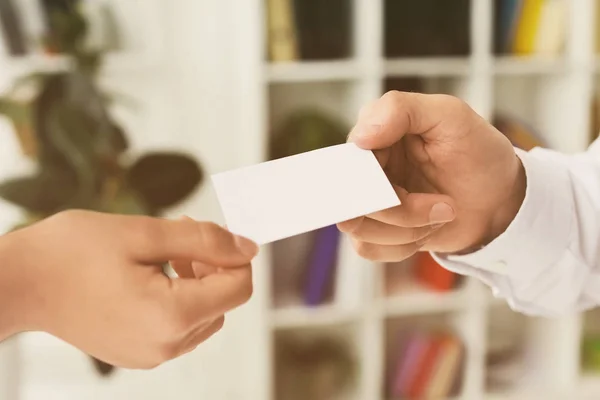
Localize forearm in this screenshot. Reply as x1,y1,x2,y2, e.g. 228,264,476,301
0,230,34,339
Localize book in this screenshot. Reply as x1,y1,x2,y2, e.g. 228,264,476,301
292,0,352,60
512,0,544,55
391,332,430,397
425,335,463,398
493,0,522,54
385,0,470,58
414,252,458,292
388,330,464,398
303,224,341,306
266,0,299,62
534,0,566,55
407,336,443,397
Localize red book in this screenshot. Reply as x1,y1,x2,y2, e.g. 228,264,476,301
414,252,457,291
407,335,442,398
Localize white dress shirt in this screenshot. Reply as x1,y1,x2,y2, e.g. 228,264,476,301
434,137,600,317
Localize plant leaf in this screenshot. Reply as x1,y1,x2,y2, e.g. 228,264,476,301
0,168,78,214
126,153,203,212
101,188,148,216
0,99,38,157
101,90,140,111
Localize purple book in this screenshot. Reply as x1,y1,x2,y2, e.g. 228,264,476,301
303,225,341,306
393,333,429,397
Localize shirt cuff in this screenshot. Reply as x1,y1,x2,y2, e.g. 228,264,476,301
434,147,574,283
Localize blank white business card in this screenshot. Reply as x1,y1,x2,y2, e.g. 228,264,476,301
211,143,400,245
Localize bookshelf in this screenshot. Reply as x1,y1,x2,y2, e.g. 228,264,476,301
232,0,600,399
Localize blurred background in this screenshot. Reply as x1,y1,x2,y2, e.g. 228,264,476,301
0,0,599,399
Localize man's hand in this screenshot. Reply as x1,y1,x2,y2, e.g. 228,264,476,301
338,91,526,262
0,210,258,369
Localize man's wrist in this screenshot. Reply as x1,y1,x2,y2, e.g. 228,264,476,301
487,153,527,246
452,153,526,256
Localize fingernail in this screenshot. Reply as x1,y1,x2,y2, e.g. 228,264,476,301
234,235,259,257
348,124,382,142
429,203,455,224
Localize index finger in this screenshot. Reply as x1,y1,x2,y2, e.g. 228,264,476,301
121,216,259,268
348,91,469,150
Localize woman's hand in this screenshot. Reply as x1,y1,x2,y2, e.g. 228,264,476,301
0,210,258,369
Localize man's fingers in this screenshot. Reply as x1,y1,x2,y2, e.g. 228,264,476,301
368,191,456,228
337,216,364,233
125,216,259,267
352,239,421,263
170,265,253,323
340,217,435,246
348,91,472,150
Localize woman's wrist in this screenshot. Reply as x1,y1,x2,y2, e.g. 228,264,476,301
0,230,39,339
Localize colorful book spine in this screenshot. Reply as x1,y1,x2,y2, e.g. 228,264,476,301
498,0,522,54
512,0,545,55
407,337,442,397
392,333,430,397
303,224,340,306
425,336,463,398
534,0,565,55
266,0,299,62
388,331,464,399
415,252,457,292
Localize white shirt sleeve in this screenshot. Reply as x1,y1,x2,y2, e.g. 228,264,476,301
433,138,600,317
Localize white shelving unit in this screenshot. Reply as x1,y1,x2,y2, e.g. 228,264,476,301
232,0,600,399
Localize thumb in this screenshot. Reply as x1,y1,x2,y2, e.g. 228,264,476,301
171,265,253,323
348,91,462,149
127,216,259,267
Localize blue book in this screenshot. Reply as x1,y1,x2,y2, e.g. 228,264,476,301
500,0,522,53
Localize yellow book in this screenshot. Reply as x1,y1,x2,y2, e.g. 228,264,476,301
266,0,299,62
512,0,545,55
534,0,566,55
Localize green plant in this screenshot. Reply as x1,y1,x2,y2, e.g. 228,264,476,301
0,1,203,376
269,108,349,160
